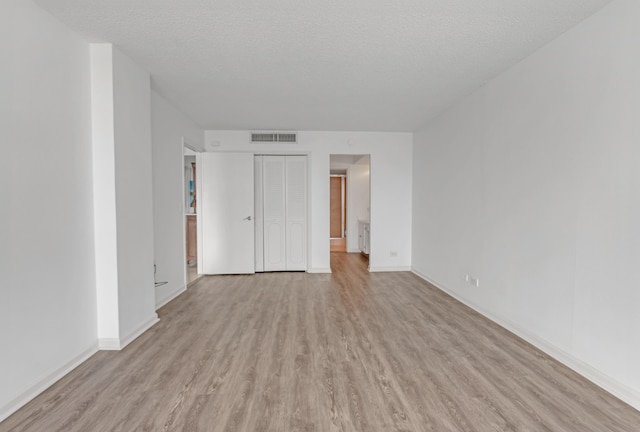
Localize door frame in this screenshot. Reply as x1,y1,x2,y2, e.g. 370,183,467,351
329,174,346,240
181,138,203,286
329,154,371,257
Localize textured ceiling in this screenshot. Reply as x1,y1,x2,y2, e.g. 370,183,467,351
35,0,612,131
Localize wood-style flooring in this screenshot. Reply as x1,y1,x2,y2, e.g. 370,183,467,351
187,262,201,284
3,253,640,431
330,238,347,252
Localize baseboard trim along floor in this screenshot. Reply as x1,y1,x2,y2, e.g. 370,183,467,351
0,344,99,423
98,314,160,351
307,268,332,274
156,284,187,310
369,266,412,272
411,267,640,412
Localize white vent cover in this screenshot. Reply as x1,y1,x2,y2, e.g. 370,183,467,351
251,132,297,143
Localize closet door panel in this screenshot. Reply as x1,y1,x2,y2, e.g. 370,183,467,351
254,156,264,272
263,156,286,271
266,223,284,266
285,156,307,270
287,221,305,268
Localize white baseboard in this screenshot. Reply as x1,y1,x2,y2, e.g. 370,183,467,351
347,249,361,253
307,268,332,274
0,343,99,423
98,314,160,351
411,267,640,412
369,266,411,272
120,314,159,349
155,284,187,310
97,338,122,350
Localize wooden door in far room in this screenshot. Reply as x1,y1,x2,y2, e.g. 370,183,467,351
330,176,346,252
330,177,342,238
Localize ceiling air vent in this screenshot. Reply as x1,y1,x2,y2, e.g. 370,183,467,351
277,133,297,143
251,132,297,143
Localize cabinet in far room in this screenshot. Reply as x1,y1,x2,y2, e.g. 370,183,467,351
358,220,370,256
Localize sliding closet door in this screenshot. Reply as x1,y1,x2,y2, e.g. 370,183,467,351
285,156,307,270
254,156,264,273
263,156,286,271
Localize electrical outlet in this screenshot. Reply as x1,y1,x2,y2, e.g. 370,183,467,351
465,274,479,287
390,251,398,257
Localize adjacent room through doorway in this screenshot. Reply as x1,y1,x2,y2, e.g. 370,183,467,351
183,147,199,284
329,154,370,259
330,174,346,252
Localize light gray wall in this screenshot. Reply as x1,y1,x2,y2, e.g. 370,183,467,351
205,131,412,272
1,0,97,419
90,44,120,343
90,44,159,348
151,91,203,308
1,1,200,420
412,0,640,409
112,48,158,338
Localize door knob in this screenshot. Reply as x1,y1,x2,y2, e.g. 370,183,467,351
243,216,252,221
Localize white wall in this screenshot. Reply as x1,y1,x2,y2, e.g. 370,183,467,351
412,0,640,409
346,156,370,252
1,0,97,420
112,49,158,339
90,44,120,344
151,91,204,308
90,45,159,348
204,131,412,272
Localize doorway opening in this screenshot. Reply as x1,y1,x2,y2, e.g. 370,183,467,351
329,155,370,259
330,174,347,252
183,145,200,284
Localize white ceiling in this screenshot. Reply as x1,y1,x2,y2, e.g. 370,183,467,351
35,0,612,132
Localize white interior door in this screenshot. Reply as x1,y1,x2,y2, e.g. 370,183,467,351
285,156,307,270
254,156,264,272
263,156,286,271
201,152,255,274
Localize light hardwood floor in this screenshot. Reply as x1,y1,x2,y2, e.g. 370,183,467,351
187,262,201,284
3,253,639,431
330,238,347,252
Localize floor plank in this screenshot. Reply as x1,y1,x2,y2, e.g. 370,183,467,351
2,253,639,431
330,238,347,252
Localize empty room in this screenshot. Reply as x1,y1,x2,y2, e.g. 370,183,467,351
2,0,640,431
